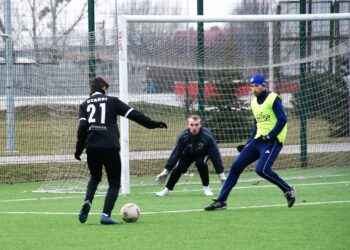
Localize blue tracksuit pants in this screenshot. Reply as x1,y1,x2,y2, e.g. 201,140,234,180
218,139,291,202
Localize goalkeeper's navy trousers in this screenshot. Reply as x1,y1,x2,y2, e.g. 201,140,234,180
166,155,210,190
217,139,292,202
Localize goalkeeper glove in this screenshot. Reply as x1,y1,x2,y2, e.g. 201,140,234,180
155,169,169,185
218,172,226,185
255,135,271,143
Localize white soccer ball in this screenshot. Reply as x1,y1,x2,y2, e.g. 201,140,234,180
120,203,141,223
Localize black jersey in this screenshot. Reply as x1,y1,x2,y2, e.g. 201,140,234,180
76,92,163,151
78,92,131,149
165,127,224,174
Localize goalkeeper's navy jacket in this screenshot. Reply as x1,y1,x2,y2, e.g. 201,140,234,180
75,91,163,153
165,127,224,174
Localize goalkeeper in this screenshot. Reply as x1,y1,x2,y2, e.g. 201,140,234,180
74,76,167,225
205,74,295,211
155,115,226,197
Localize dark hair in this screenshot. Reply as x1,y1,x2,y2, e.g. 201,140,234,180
89,77,109,93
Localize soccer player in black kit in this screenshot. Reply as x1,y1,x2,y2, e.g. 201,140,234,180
75,77,167,225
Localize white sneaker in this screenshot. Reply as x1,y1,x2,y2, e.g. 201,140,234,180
156,188,170,197
203,186,214,196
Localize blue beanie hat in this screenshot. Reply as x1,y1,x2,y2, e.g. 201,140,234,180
250,74,265,86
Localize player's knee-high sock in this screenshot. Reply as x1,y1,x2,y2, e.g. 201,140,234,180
85,176,100,203
102,181,120,216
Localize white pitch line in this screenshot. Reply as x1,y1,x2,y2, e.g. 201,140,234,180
0,181,349,203
142,200,350,215
140,173,350,188
0,200,349,216
1,143,349,164
0,194,104,203
141,180,350,194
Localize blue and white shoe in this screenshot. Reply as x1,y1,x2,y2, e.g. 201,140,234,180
100,214,120,225
78,201,91,223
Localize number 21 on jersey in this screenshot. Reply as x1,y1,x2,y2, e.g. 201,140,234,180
87,103,106,124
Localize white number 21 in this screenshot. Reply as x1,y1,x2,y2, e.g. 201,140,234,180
87,103,106,124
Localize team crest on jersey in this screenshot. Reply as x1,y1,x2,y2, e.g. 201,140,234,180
256,112,271,123
197,142,204,148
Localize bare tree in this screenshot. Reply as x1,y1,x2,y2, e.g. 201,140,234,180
0,0,7,39
0,0,5,52
235,0,269,15
0,18,4,34
229,0,270,72
117,0,182,92
118,0,181,58
40,0,87,61
19,0,87,62
23,0,43,61
40,1,87,39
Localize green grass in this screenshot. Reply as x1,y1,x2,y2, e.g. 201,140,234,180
1,104,349,156
1,167,349,250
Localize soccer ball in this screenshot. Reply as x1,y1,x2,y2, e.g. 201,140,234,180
120,203,141,223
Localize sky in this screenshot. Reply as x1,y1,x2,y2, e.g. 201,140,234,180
182,0,237,16
94,0,241,31
0,0,246,50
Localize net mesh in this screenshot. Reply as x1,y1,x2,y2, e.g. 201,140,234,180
126,19,349,185
39,17,350,192
0,14,349,192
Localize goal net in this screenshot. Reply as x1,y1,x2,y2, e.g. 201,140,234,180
36,14,350,194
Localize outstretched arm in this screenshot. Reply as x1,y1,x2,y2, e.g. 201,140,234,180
155,135,185,184
207,136,226,184
113,97,167,129
208,138,224,174
127,109,167,129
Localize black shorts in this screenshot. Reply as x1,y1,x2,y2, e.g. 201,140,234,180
86,148,121,186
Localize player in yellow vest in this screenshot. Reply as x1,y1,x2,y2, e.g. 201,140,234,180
205,74,295,211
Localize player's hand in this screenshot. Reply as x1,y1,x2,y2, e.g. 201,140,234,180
157,122,167,129
155,169,169,184
237,144,245,152
255,135,271,143
74,152,81,161
218,172,226,185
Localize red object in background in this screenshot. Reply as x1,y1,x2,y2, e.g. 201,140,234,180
174,82,218,100
235,81,299,97
174,81,298,99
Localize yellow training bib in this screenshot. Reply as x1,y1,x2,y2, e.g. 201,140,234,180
251,92,287,144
